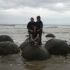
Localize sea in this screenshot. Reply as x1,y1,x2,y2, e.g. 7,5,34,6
0,24,70,70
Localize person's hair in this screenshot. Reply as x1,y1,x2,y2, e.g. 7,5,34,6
37,16,41,19
30,17,34,20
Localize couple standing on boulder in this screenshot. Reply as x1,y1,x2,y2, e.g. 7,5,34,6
27,16,43,45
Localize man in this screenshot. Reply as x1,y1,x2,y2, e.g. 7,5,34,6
36,16,43,45
30,25,40,45
27,17,36,43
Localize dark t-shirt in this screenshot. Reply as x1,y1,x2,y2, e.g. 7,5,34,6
31,31,39,39
36,20,43,32
27,22,36,32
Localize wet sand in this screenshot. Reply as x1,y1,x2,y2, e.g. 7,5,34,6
0,24,70,70
0,54,70,70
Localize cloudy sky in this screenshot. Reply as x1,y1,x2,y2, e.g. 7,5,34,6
0,0,70,25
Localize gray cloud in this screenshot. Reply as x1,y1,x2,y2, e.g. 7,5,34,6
0,12,29,24
0,0,70,11
0,0,70,24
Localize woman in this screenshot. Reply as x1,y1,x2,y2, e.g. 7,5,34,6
36,16,43,45
27,17,36,43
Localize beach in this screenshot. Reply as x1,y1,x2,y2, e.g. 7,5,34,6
0,24,70,70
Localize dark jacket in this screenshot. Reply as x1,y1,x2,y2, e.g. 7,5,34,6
36,20,43,32
27,22,36,32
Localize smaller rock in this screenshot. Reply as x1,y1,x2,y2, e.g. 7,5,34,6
20,42,29,51
45,34,55,37
0,41,20,55
0,35,13,42
19,38,29,51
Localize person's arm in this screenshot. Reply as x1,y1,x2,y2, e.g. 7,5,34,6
27,28,33,32
37,21,43,31
27,23,33,32
30,34,34,41
34,34,39,41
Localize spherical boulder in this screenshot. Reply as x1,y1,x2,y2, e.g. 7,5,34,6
22,45,51,60
45,34,55,37
20,42,29,51
20,38,29,51
0,41,20,55
0,35,13,42
44,39,70,55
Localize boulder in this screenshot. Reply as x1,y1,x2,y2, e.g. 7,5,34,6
22,45,51,60
0,41,20,55
20,38,29,51
45,34,55,37
44,39,70,55
20,42,29,51
0,35,13,42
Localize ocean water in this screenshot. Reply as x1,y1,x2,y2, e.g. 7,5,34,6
0,24,70,70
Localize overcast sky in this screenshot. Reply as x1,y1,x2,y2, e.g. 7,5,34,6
0,0,70,25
